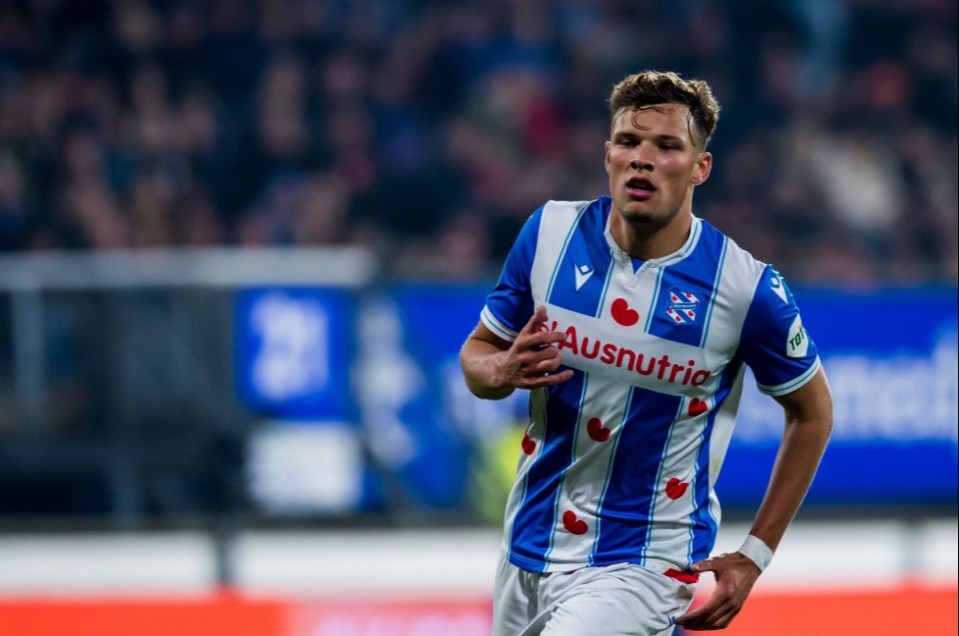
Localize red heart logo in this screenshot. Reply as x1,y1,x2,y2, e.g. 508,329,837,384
586,417,610,442
665,477,689,500
562,510,589,535
610,298,639,326
688,398,708,416
521,431,536,455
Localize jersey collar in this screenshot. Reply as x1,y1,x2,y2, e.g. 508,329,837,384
603,206,704,272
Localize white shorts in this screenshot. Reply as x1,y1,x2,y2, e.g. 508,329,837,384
493,554,696,636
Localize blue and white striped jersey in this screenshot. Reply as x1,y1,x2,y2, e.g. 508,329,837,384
480,196,821,575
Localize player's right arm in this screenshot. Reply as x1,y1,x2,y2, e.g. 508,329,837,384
460,305,573,400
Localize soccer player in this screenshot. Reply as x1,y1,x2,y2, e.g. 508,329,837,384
459,70,833,634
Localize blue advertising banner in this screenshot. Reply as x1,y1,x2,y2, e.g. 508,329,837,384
234,287,357,420
720,286,958,507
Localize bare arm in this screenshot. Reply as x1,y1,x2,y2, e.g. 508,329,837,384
676,367,833,630
746,367,834,549
460,305,574,400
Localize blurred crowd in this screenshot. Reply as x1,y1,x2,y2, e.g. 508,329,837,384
0,0,955,285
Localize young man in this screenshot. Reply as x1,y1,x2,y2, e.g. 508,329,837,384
460,70,833,634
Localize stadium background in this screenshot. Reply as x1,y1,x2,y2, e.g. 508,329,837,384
0,0,956,634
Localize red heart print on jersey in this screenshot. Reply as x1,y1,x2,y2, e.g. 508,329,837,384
665,477,689,500
521,431,536,455
688,398,708,416
610,298,640,326
562,510,589,535
586,417,610,442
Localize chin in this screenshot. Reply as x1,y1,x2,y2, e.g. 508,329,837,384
620,206,677,233
620,206,658,223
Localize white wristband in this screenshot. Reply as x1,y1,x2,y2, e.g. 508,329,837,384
738,534,774,572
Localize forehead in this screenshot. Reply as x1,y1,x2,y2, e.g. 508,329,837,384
611,104,693,140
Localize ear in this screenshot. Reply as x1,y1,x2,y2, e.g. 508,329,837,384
604,140,612,174
691,151,712,185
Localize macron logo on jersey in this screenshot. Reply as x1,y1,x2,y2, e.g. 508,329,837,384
574,264,594,291
770,275,789,304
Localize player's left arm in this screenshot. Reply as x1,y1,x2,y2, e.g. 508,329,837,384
677,266,834,631
746,367,833,555
676,369,833,631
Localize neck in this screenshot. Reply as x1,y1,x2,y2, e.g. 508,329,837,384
609,210,693,260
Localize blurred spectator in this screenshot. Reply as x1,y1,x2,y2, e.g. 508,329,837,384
0,152,27,250
0,0,954,285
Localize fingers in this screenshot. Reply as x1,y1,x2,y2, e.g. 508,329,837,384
676,554,758,631
521,305,550,336
675,599,740,631
525,329,567,351
675,593,730,630
515,341,572,388
515,305,566,360
690,551,736,573
522,306,563,352
519,368,575,389
506,306,573,389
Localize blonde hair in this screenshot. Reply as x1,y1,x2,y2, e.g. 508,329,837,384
609,70,721,149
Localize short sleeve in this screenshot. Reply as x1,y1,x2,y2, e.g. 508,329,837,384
480,208,542,341
739,266,821,396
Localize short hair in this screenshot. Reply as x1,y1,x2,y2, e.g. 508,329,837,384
609,71,721,149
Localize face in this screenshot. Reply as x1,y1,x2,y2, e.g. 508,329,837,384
604,104,712,236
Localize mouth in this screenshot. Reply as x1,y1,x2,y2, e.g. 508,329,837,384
625,177,656,200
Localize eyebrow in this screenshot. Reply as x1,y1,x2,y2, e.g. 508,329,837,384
610,107,703,148
612,130,688,145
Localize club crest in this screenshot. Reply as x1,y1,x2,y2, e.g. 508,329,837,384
665,288,702,325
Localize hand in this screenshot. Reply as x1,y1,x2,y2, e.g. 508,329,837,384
674,551,761,631
495,305,574,390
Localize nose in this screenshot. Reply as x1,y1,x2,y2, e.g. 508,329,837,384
630,143,654,171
